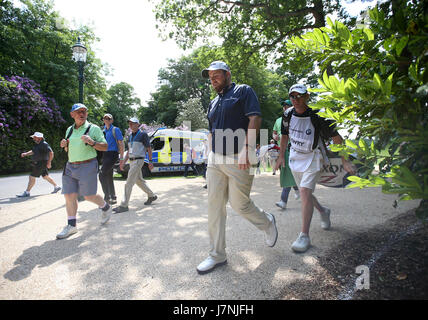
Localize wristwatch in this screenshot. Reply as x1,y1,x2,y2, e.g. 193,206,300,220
91,141,97,147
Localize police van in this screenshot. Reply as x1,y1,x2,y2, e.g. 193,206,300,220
149,128,208,173
115,129,208,177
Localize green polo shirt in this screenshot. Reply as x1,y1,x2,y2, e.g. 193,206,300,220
273,116,282,144
65,121,106,162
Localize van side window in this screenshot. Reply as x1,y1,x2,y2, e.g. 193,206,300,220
170,138,190,152
151,137,165,151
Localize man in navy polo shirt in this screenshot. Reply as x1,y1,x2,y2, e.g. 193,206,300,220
99,113,124,204
196,61,278,275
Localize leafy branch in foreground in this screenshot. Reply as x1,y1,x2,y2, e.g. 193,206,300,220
287,1,427,218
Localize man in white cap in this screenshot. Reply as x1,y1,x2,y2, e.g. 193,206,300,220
16,132,61,197
196,61,278,274
113,117,157,213
275,83,356,253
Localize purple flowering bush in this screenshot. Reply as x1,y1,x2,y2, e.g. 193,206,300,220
0,75,67,175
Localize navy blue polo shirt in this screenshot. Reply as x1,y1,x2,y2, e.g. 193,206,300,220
207,83,261,155
32,140,52,161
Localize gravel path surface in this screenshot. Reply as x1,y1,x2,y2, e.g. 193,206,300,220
0,173,419,300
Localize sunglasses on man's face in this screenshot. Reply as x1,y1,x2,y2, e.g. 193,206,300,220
103,117,112,120
289,93,305,100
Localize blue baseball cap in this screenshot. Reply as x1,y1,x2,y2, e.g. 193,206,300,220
202,61,231,78
70,103,87,112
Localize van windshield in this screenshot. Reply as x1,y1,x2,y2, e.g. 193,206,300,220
151,137,165,151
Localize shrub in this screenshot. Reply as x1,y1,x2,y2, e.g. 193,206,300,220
0,75,67,174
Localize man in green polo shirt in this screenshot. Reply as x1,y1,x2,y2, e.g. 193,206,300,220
56,103,111,240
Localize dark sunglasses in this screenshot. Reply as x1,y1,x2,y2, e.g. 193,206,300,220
289,93,305,99
103,117,112,120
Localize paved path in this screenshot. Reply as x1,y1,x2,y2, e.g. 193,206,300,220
0,172,419,299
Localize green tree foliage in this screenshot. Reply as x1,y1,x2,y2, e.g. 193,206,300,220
287,1,428,217
0,0,109,118
152,0,346,63
138,52,212,127
104,82,141,132
175,97,209,130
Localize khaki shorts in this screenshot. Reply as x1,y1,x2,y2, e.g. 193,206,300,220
291,157,322,191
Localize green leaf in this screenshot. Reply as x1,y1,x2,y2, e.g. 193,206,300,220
395,36,409,56
363,28,374,41
345,139,358,149
373,73,383,91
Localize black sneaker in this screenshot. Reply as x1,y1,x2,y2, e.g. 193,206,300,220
113,206,129,214
109,198,117,205
144,195,158,205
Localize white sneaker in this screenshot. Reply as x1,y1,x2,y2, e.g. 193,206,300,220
275,200,287,210
56,225,77,240
320,207,331,230
294,190,300,200
101,206,112,225
16,191,30,197
291,232,311,253
264,213,278,247
196,257,227,275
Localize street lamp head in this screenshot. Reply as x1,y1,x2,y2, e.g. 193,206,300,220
72,37,87,63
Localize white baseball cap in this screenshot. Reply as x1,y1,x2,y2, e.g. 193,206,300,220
30,132,44,138
128,117,139,123
202,61,231,78
289,84,308,95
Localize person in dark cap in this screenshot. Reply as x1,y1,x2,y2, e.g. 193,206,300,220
196,61,278,275
16,131,61,197
272,99,300,210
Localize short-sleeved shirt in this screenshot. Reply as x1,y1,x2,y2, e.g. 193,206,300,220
65,121,107,163
32,140,52,161
207,83,261,155
281,106,338,172
128,129,150,158
103,125,123,152
273,116,282,144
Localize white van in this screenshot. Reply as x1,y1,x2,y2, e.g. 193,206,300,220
148,129,208,173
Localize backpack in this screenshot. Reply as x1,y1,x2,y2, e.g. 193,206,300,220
64,123,103,165
282,107,356,188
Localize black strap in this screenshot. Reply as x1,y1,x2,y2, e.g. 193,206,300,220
285,108,321,151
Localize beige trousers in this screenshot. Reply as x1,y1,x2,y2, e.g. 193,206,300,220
207,152,271,261
121,159,155,207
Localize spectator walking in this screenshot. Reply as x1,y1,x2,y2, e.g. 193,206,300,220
197,61,278,274
56,103,111,240
16,132,61,197
275,84,355,253
272,99,300,210
267,139,280,175
99,113,124,205
183,143,199,177
113,117,157,213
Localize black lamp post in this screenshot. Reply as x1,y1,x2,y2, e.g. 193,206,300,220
72,37,87,103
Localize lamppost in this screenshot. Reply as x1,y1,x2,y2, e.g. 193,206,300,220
72,37,87,103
